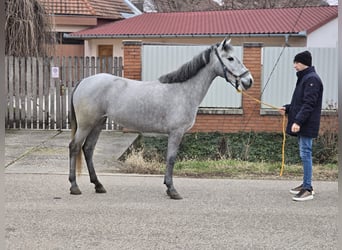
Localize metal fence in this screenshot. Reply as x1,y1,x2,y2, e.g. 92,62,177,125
261,47,338,109
142,45,338,110
142,44,243,108
5,56,123,130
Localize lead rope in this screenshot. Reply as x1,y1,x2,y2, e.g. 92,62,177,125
237,89,286,176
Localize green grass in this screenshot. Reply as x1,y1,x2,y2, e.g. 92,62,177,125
123,151,337,181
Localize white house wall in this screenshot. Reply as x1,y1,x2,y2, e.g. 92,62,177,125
84,39,123,57
82,36,306,58
262,47,338,110
307,19,337,48
142,44,243,108
55,26,91,33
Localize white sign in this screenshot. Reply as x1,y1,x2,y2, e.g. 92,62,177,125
51,67,59,78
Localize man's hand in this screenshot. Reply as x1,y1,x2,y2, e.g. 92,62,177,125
278,107,286,116
291,123,300,133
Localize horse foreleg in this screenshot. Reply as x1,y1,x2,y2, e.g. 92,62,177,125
164,132,183,200
82,121,106,194
69,139,82,195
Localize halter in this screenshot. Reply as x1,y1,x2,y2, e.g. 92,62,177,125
214,48,250,90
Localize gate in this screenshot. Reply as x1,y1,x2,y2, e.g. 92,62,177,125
5,56,123,130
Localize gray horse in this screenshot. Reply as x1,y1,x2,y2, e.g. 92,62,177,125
69,38,253,199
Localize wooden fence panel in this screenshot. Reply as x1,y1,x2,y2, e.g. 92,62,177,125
38,57,44,129
6,56,123,130
26,58,32,129
14,57,20,128
61,57,67,129
91,57,96,75
43,57,50,129
19,57,26,128
5,56,8,128
49,57,56,130
32,58,38,129
84,57,90,77
7,57,14,128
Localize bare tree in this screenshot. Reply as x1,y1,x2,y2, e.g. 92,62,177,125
217,0,328,9
5,0,55,57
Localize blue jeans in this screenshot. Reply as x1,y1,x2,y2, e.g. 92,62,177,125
298,136,313,191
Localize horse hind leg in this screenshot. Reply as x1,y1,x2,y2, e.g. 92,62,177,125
82,118,107,193
69,128,90,195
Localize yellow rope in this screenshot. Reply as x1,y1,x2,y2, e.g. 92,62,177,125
237,89,286,176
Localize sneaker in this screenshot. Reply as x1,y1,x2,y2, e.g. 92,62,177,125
292,189,314,201
289,184,303,194
290,184,315,195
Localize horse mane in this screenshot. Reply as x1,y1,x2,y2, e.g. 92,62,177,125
158,46,213,84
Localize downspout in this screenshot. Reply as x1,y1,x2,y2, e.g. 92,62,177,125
123,0,142,15
284,34,290,46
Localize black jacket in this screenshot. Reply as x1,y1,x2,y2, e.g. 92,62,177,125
284,66,323,138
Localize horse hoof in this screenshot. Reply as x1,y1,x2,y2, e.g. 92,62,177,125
95,185,107,193
70,186,82,195
166,189,183,200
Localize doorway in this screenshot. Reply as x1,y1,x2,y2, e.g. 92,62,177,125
98,45,113,72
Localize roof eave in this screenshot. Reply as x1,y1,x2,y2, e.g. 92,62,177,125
65,32,307,40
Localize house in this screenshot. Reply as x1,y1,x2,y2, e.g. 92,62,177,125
64,6,337,135
66,6,338,58
39,0,141,57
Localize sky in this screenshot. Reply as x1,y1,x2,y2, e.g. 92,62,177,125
213,0,338,5
326,0,338,4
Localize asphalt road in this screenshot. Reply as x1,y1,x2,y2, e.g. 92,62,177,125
5,130,338,250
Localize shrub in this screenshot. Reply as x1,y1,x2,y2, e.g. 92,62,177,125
136,131,337,165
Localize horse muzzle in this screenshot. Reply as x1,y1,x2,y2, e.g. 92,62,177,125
239,75,253,91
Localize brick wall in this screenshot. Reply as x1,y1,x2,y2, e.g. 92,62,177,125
123,41,338,134
123,40,142,80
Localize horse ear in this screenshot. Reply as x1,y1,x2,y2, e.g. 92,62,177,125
221,38,231,50
222,38,227,48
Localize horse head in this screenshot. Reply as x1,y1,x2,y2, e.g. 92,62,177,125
214,38,254,91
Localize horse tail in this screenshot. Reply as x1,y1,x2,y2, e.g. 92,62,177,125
70,81,82,176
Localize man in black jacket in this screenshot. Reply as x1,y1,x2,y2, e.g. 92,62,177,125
279,50,323,201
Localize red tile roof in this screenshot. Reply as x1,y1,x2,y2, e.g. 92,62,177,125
39,0,134,19
68,6,337,38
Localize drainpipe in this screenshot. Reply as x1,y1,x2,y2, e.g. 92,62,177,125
284,34,290,46
123,0,142,16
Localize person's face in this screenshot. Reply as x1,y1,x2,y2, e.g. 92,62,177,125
293,62,308,72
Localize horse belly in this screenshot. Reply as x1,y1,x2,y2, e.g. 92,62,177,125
107,100,195,133
107,104,168,133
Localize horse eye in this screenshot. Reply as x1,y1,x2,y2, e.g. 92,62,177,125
227,57,234,61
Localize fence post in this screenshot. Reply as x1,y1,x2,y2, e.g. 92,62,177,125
5,56,9,128
49,57,56,129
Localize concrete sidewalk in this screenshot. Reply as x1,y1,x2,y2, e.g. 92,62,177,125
5,129,139,174
4,130,338,250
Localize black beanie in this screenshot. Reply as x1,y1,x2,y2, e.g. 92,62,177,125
294,50,312,66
